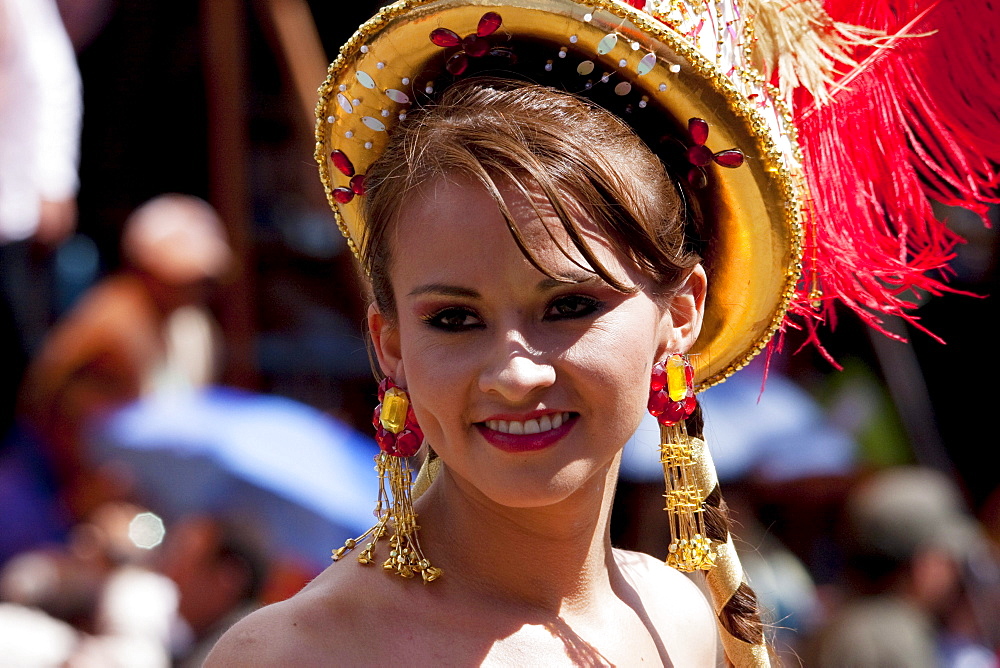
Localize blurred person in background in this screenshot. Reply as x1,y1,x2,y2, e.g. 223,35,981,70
2,194,231,561
0,0,82,437
805,467,1000,667
0,501,175,667
158,516,267,667
0,502,266,667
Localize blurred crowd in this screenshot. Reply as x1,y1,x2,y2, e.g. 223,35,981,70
2,1,999,666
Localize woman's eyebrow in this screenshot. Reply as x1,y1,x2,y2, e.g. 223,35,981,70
409,273,599,298
536,272,600,292
407,283,480,299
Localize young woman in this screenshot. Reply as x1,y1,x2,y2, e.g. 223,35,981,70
210,78,731,666
209,0,998,664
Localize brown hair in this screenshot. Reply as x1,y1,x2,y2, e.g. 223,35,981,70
359,77,765,650
360,77,699,318
688,406,768,648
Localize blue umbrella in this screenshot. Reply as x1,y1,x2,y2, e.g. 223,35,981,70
620,360,856,484
88,387,381,570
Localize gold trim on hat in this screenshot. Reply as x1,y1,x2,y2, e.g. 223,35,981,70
315,0,804,390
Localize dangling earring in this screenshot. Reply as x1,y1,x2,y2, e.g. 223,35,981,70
331,377,442,582
650,360,770,664
647,354,716,572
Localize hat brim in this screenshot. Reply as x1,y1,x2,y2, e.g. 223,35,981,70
316,0,803,390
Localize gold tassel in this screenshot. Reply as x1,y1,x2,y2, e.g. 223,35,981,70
332,379,442,583
660,421,716,572
332,453,442,582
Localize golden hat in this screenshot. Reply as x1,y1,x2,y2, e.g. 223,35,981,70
315,0,804,390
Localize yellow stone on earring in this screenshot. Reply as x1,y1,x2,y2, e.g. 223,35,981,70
380,387,409,434
666,354,688,402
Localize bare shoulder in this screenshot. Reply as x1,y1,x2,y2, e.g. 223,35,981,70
204,580,359,668
613,548,718,665
613,548,711,609
203,566,374,667
204,597,308,667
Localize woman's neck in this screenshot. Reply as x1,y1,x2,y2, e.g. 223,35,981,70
414,457,621,617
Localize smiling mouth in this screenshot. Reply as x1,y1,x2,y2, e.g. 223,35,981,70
476,412,577,453
484,412,573,435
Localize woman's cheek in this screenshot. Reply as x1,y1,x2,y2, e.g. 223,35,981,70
404,342,478,432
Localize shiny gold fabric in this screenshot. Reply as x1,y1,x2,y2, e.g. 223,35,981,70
315,0,804,390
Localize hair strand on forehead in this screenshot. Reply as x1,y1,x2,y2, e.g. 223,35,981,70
361,77,700,319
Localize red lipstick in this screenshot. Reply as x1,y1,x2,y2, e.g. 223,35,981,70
475,413,577,453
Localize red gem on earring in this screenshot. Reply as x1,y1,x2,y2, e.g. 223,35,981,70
375,426,396,453
394,430,422,457
649,357,697,425
430,28,461,47
330,150,355,177
407,409,424,444
477,11,502,37
332,187,355,204
378,377,393,399
647,389,672,417
350,174,367,196
658,400,687,426
374,377,422,456
650,362,667,392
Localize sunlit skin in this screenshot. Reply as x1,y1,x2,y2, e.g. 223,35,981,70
371,174,702,513
205,175,715,666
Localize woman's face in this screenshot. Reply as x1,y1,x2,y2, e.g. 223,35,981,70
370,175,705,509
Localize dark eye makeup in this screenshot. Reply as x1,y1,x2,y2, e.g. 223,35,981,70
543,294,605,321
421,306,484,332
420,294,606,332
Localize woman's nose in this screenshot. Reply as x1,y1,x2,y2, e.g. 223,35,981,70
478,342,556,403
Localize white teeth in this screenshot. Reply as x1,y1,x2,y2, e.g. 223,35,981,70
486,412,570,434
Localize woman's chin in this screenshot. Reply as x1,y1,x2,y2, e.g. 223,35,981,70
440,456,615,512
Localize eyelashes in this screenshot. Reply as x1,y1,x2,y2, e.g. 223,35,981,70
421,306,484,332
421,295,605,332
543,294,603,320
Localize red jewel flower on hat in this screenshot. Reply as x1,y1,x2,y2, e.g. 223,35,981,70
685,118,744,189
329,149,366,204
430,12,507,76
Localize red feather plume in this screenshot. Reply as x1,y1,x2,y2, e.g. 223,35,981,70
788,0,1000,354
